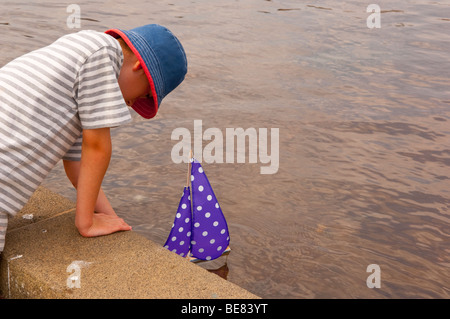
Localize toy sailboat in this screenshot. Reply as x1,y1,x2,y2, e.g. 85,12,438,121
164,152,230,262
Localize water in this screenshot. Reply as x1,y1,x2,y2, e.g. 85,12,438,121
1,0,449,298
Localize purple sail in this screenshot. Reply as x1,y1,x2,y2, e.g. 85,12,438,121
190,159,230,261
163,186,192,257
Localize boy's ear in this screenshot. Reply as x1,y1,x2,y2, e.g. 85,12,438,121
132,60,143,72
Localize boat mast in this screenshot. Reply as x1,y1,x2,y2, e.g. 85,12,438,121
186,149,193,187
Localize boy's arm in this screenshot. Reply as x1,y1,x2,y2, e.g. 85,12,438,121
75,127,131,237
63,160,116,216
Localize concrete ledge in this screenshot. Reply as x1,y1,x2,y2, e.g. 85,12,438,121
0,187,258,299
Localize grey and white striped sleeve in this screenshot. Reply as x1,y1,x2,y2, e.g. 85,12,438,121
0,211,7,253
74,46,131,130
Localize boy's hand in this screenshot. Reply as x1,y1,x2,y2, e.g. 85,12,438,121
78,213,132,237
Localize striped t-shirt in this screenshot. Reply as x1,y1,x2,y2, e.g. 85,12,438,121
0,30,132,219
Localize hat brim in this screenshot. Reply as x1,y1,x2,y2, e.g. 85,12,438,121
105,29,159,119
132,97,157,119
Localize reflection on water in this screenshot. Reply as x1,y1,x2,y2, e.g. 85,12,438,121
2,0,449,298
206,262,230,281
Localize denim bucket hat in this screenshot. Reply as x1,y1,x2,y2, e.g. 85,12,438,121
106,24,187,119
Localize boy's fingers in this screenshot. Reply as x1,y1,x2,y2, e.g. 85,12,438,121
94,213,132,233
113,218,132,230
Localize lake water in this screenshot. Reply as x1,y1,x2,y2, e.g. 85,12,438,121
1,0,449,298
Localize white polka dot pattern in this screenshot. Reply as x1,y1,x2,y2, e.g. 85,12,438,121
163,159,230,261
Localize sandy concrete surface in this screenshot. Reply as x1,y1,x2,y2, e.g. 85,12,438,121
0,187,258,299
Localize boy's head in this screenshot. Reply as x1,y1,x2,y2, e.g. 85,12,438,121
106,24,188,119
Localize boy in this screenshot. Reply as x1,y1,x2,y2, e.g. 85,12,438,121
0,24,188,253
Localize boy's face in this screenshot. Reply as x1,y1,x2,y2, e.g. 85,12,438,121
118,55,152,107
